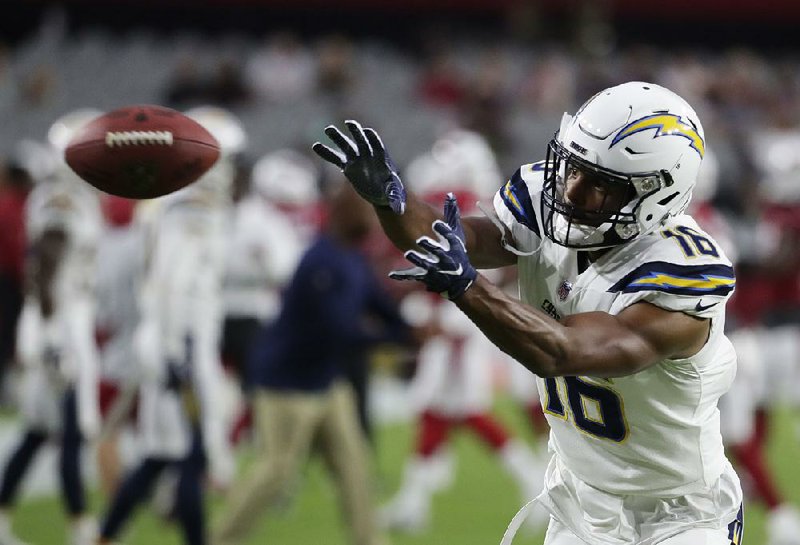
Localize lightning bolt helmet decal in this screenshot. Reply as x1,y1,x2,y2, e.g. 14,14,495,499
610,113,705,158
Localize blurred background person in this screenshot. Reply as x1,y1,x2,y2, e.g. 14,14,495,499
96,109,238,545
220,149,307,385
716,107,800,545
315,33,357,110
0,109,103,545
0,162,34,401
378,130,547,534
383,291,546,535
212,182,412,545
164,59,251,110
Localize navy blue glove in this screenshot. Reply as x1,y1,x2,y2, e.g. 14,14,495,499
389,193,477,300
312,120,406,214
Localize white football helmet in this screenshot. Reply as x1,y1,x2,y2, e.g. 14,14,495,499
182,106,248,205
185,106,248,157
252,149,320,206
407,129,502,198
47,108,103,155
40,108,103,183
542,81,705,249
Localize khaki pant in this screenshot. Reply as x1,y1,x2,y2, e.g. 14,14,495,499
212,382,386,545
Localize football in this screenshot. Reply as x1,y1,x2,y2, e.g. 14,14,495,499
64,104,220,199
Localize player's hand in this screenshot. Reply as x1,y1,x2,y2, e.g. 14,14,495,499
312,120,406,214
390,193,477,299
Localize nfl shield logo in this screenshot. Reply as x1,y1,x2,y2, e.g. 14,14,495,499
557,280,573,301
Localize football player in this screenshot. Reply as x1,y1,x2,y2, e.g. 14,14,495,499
211,182,400,545
382,291,547,533
380,131,548,533
314,81,744,545
96,110,237,545
221,152,308,444
220,146,308,381
0,110,103,545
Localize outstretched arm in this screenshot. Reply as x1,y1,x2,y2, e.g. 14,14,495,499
313,120,514,269
456,274,710,378
375,195,514,269
389,196,710,377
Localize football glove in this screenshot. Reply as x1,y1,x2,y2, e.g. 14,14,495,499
390,193,477,300
312,120,406,214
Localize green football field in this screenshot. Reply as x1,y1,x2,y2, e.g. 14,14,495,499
6,399,799,545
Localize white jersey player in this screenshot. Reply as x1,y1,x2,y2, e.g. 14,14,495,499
0,109,103,545
381,131,547,533
381,291,546,532
97,121,235,545
223,193,302,327
135,181,230,470
18,172,102,441
491,161,740,544
95,199,144,392
314,82,745,545
221,169,306,391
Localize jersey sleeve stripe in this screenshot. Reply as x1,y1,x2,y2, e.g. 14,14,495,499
607,261,735,297
499,167,539,236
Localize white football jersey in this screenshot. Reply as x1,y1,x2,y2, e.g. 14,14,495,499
136,190,230,463
19,174,101,438
492,162,738,497
25,176,102,304
222,195,304,321
142,196,226,360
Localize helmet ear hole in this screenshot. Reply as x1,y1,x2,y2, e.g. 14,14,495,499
646,214,653,221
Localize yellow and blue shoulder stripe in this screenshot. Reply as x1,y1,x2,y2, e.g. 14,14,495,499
608,261,735,297
500,165,539,235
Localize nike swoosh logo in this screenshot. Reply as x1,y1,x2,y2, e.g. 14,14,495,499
441,265,463,276
695,300,718,312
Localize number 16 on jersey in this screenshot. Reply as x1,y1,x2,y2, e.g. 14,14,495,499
543,376,628,442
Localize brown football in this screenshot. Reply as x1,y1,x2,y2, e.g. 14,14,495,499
65,104,220,199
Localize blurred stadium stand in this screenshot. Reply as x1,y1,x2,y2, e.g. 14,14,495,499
2,0,800,309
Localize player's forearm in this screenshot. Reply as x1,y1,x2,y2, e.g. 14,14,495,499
375,192,441,251
454,274,569,377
